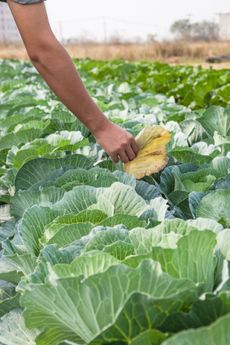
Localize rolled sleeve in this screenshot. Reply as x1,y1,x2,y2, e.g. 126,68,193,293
13,0,45,3
0,0,45,3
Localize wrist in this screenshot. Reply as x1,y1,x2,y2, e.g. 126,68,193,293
90,114,112,137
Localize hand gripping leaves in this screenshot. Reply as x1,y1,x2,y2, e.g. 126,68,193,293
124,125,171,179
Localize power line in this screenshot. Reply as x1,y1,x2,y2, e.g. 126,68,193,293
104,16,157,27
52,16,159,42
53,16,157,28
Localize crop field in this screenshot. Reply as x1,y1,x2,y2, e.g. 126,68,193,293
0,58,230,344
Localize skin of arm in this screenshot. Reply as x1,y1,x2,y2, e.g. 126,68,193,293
7,0,139,163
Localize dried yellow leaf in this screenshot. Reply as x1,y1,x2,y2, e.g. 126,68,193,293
124,125,171,179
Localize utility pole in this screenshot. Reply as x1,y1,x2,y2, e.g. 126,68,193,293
102,17,107,43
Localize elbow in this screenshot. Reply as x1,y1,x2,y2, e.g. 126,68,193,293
27,39,59,66
28,48,52,66
28,50,43,64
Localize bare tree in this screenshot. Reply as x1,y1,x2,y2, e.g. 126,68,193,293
170,19,192,40
170,19,219,41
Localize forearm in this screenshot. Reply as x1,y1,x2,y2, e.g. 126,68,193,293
7,0,138,163
31,42,109,134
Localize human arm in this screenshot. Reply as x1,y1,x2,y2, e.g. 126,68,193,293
7,0,139,163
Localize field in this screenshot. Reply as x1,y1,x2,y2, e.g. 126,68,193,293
1,40,230,68
0,58,230,344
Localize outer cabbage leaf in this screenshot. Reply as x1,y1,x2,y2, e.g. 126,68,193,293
161,292,230,333
15,154,93,191
126,230,216,292
124,126,171,179
162,313,230,345
196,190,230,227
90,182,148,217
197,106,230,138
21,260,198,345
0,282,20,317
0,310,37,345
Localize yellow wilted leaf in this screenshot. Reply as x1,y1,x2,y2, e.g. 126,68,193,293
124,125,171,179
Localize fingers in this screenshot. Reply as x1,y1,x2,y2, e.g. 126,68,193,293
117,141,139,164
111,152,119,164
125,144,137,161
118,150,130,164
110,137,139,164
106,129,139,164
131,138,139,155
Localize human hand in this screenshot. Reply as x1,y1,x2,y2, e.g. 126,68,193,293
93,121,139,163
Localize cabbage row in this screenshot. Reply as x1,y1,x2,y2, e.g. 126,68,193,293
0,59,230,345
75,59,230,109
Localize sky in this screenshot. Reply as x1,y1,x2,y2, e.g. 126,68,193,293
45,0,230,41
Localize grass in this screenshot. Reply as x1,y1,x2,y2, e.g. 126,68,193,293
0,40,230,68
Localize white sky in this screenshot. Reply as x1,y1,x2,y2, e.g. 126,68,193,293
45,0,230,41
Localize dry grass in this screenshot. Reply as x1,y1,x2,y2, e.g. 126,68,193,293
0,40,230,69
